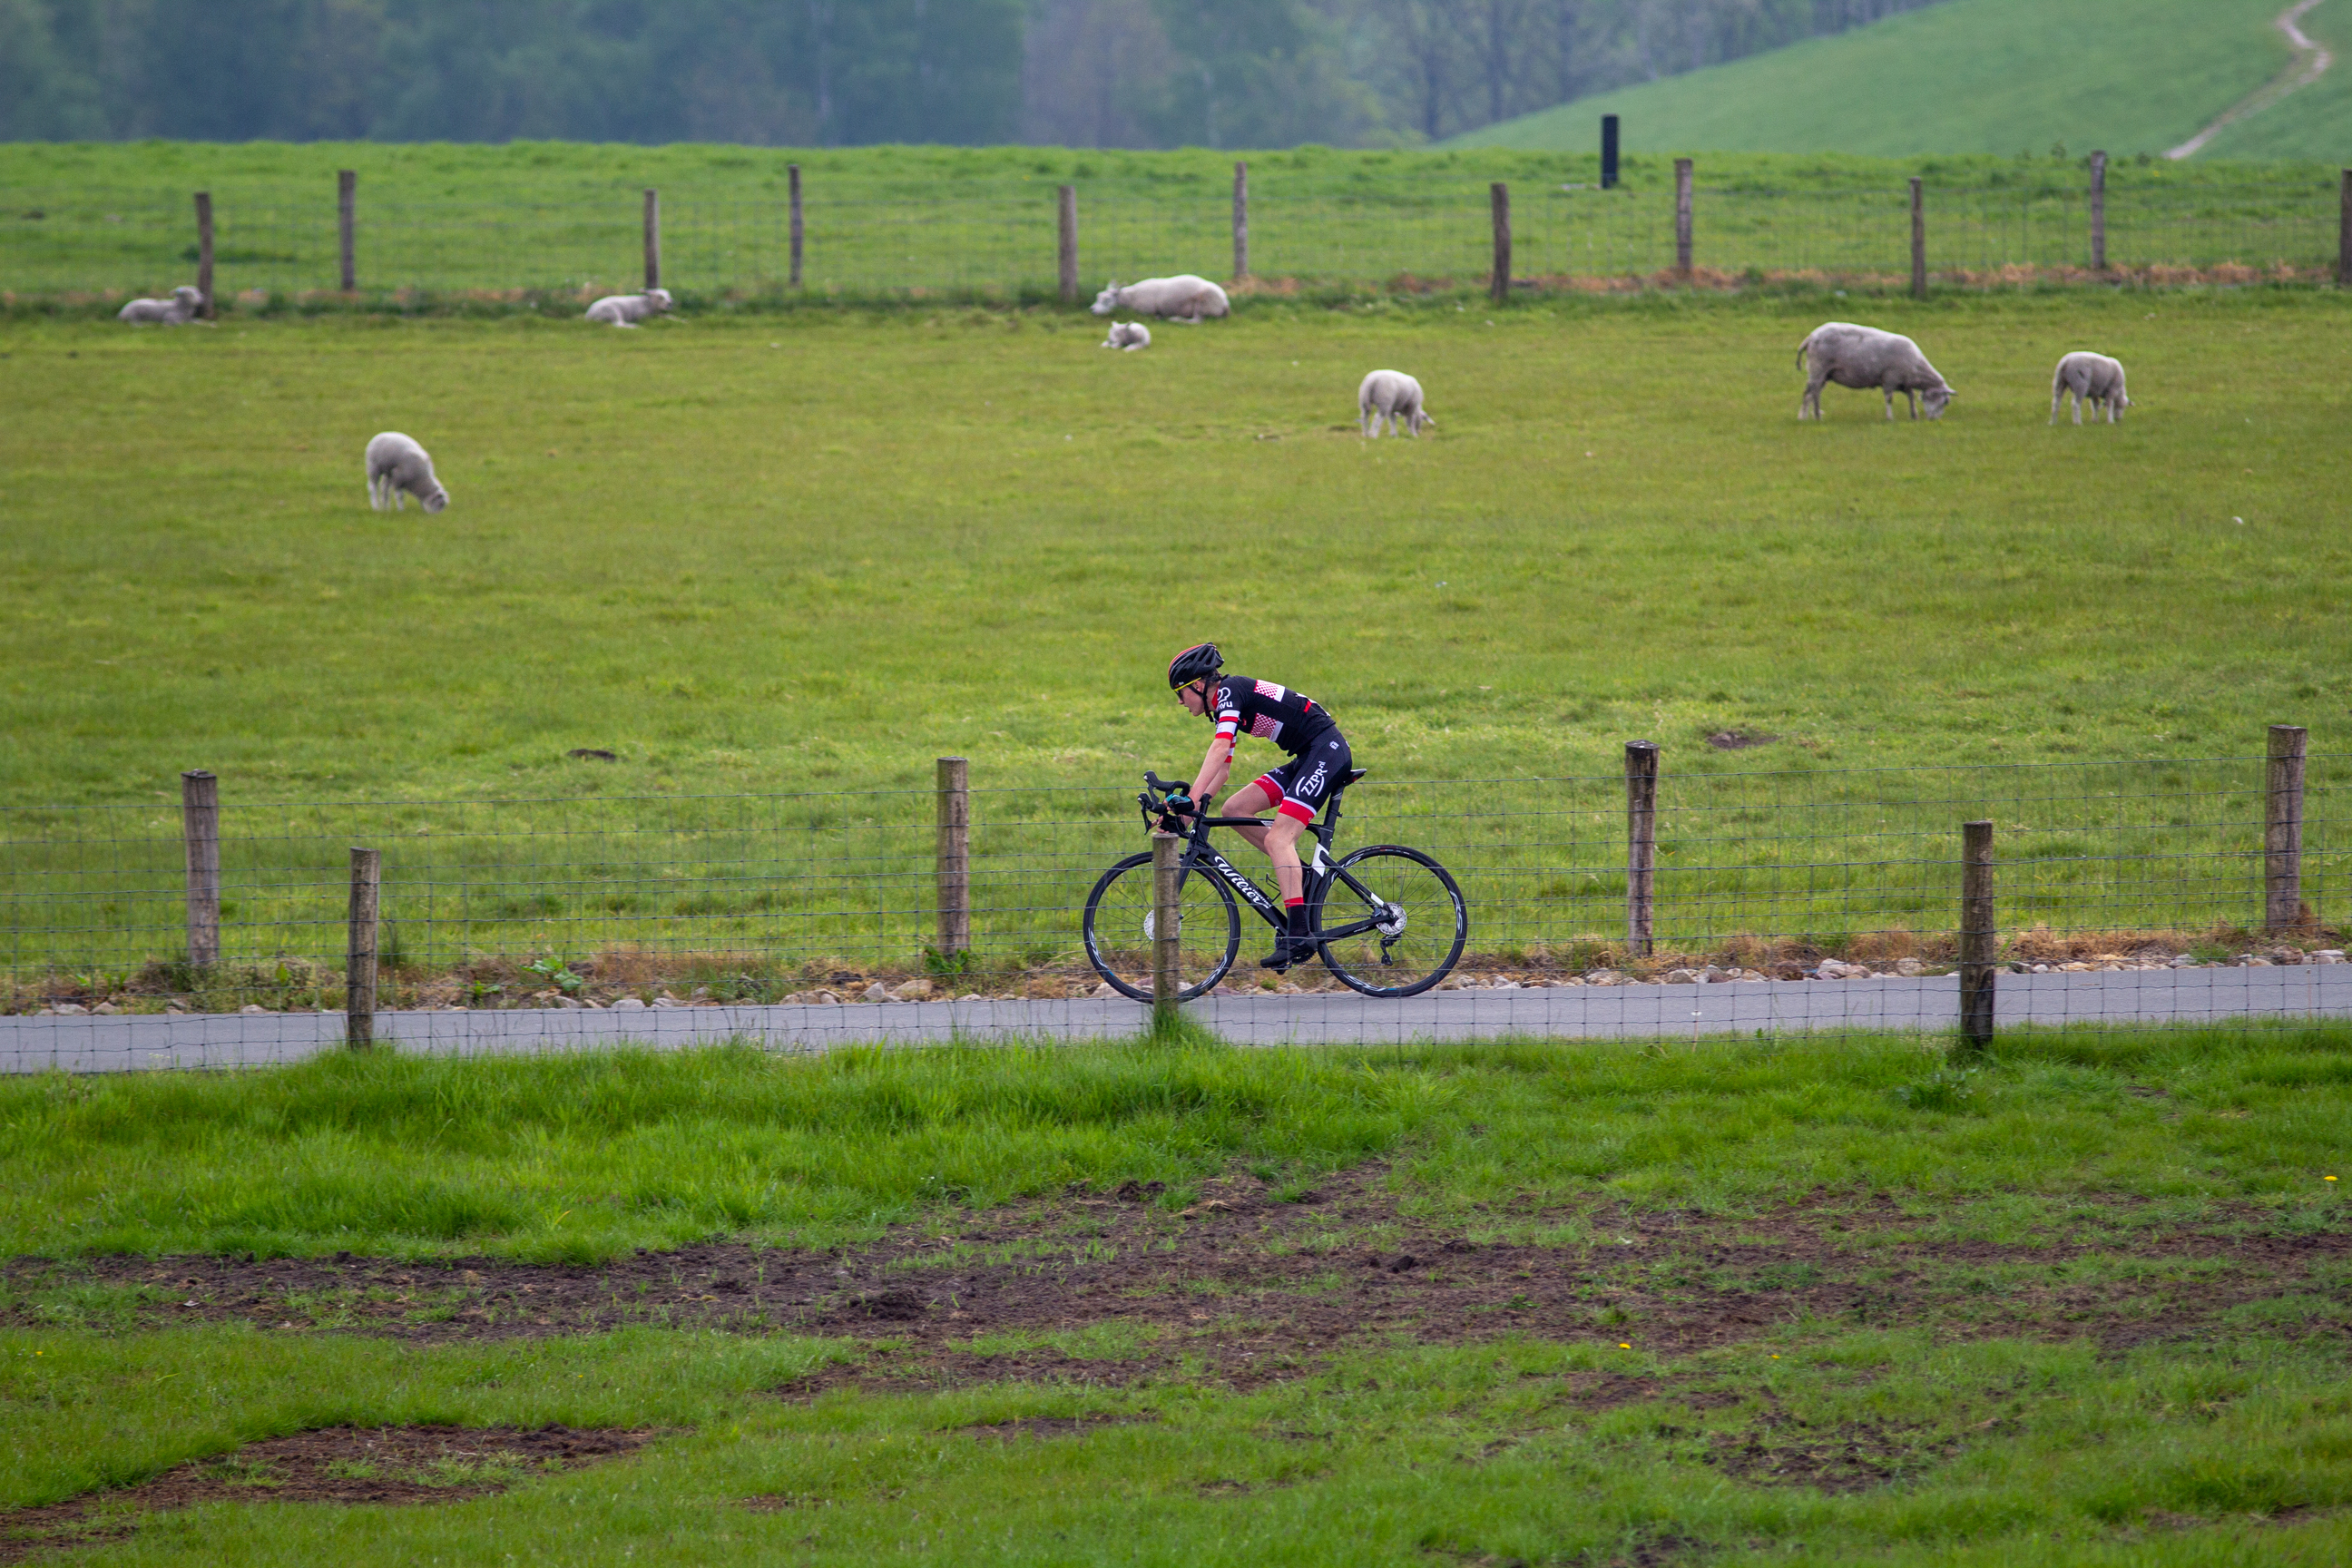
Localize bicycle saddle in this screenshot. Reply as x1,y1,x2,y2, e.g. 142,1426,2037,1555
1336,769,1367,789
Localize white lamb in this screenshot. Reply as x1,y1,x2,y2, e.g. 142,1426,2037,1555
117,286,202,325
1090,275,1230,323
1796,322,1955,421
584,287,673,327
1100,321,1152,350
365,432,449,514
1358,369,1434,437
2050,351,2131,424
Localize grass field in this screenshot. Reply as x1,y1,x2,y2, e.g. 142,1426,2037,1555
3,287,2349,985
2203,0,2352,161
1455,0,2334,162
3,1025,2348,1563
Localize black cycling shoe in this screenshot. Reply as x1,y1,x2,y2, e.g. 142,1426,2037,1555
1259,936,1308,972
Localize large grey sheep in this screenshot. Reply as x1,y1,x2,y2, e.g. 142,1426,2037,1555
117,286,203,325
1100,321,1152,350
365,432,449,514
1796,322,1955,421
584,287,673,327
1358,369,1434,437
2050,351,2131,424
1090,275,1230,323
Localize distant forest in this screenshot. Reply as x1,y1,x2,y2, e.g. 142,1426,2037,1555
0,0,1945,147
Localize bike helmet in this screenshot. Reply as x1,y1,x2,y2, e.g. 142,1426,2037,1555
1167,642,1222,690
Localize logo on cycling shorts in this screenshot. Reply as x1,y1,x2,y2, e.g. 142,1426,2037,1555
1300,761,1328,799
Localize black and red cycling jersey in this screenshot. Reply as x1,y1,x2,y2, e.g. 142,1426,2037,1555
1209,675,1338,760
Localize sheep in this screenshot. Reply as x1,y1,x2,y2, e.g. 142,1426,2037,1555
1100,321,1152,351
583,287,673,327
365,432,449,514
1089,275,1230,323
1796,322,1955,421
116,286,203,325
1358,369,1435,437
2050,351,2130,425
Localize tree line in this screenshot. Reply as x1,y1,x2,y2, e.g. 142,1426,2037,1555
0,0,1943,147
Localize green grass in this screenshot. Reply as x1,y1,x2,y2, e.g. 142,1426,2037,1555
1454,0,2323,162
4,1025,2350,1563
2,288,2348,979
3,1024,2347,1261
2201,0,2352,161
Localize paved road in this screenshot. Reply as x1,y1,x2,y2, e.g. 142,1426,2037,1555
5,965,2348,1073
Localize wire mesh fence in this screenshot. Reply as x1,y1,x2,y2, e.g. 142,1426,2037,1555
2,740,2345,1070
5,164,2344,302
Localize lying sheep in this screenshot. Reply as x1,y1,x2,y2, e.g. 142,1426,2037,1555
1090,275,1230,323
584,287,673,327
1796,322,1955,421
365,432,449,514
1100,321,1151,351
117,286,203,325
1358,369,1434,437
2050,351,2130,425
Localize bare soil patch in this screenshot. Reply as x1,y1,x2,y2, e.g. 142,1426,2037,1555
13,1171,2347,1399
0,1424,654,1563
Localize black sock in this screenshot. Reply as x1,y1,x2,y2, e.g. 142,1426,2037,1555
1286,901,1310,941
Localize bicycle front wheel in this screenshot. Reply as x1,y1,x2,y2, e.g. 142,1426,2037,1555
1082,852,1241,1003
1314,845,1467,998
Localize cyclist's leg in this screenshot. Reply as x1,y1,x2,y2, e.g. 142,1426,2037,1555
1260,740,1350,965
1219,775,1282,857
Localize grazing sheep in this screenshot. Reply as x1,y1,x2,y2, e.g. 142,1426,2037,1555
1089,275,1230,323
1358,369,1434,437
2050,351,2131,425
116,286,203,325
583,287,673,327
1100,321,1152,351
365,432,449,514
1796,321,1955,421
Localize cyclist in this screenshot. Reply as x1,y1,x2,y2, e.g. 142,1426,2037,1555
1161,642,1353,972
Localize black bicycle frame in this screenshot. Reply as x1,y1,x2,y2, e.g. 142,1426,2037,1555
1161,792,1395,946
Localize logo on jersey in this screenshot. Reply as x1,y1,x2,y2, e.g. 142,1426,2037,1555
1253,681,1288,701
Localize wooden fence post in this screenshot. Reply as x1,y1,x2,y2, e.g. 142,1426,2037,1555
1490,182,1511,303
347,848,379,1047
181,770,220,970
1152,830,1181,1018
2088,151,2107,270
789,163,803,289
1601,114,1620,190
2266,724,2308,932
337,170,356,292
1057,184,1078,303
1624,740,1659,957
1674,158,1694,275
1909,176,1926,299
2338,170,2350,288
1958,820,1995,1051
193,191,214,318
642,189,661,292
936,756,970,959
1232,161,1250,280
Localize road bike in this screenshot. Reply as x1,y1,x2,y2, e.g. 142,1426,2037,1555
1082,769,1467,1002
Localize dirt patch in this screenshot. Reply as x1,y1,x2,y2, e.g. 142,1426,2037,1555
1701,1405,1959,1493
14,1171,2347,1402
0,1424,655,1563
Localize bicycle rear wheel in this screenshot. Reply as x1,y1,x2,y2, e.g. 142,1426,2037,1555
1313,845,1467,998
1082,852,1241,1003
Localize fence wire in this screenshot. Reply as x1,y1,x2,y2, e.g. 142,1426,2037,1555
1,748,2345,1071
5,169,2341,301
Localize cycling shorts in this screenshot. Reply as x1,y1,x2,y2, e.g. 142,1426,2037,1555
1248,734,1353,825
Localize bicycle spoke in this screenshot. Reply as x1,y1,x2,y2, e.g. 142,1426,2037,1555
1083,853,1240,1002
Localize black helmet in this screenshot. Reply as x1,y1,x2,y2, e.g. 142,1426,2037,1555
1167,642,1222,689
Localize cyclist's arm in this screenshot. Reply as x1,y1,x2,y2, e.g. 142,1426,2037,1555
1189,735,1232,806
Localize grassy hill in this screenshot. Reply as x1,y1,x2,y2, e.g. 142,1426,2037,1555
1451,0,2337,161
